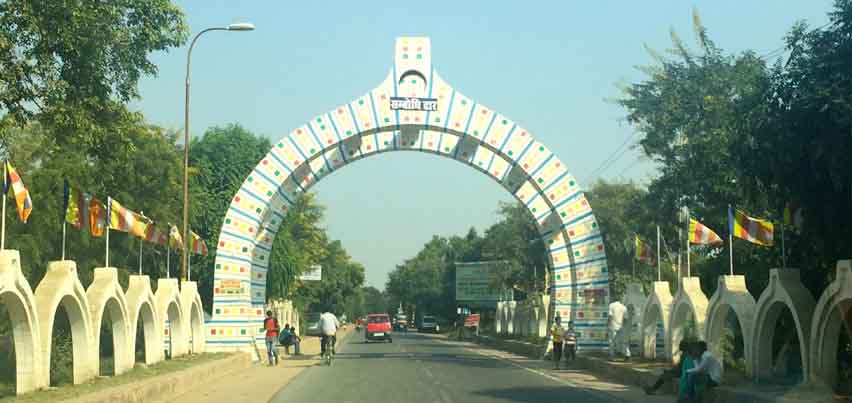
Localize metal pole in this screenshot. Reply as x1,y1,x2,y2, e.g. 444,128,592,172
781,222,787,269
1,162,6,251
105,197,111,268
188,245,191,282
62,220,67,260
656,225,661,282
677,227,682,280
686,208,691,278
138,211,144,275
166,244,170,278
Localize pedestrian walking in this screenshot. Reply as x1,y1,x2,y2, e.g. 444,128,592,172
549,316,566,369
608,300,630,360
564,321,578,361
263,310,280,366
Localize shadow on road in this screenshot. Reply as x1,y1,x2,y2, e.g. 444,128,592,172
473,386,610,402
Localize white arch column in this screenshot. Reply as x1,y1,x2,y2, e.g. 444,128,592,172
34,261,96,385
155,279,187,358
705,275,756,376
86,267,132,376
641,281,673,359
0,250,43,393
810,260,852,390
495,301,505,334
667,277,708,361
623,283,646,357
752,268,814,383
180,281,206,354
126,275,162,365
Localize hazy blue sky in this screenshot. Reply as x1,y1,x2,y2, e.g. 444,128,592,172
135,1,833,289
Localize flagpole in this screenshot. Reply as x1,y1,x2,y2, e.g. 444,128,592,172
632,255,636,278
656,225,661,282
677,227,683,280
166,244,171,278
105,196,111,268
686,207,691,278
781,222,787,269
188,245,191,282
632,234,636,278
62,221,67,260
1,161,7,251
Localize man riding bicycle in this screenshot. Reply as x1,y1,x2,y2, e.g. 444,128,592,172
319,311,340,357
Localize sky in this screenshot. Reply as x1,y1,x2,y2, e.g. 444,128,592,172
134,1,833,289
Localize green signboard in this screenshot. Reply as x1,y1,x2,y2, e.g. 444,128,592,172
455,261,504,303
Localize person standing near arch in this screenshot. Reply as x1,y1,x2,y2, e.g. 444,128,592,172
608,300,630,360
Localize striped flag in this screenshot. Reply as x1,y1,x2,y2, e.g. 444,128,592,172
783,202,803,230
4,161,32,223
89,197,107,237
190,231,208,256
108,198,150,239
688,218,723,245
634,235,655,265
729,207,774,246
144,225,168,246
63,180,90,229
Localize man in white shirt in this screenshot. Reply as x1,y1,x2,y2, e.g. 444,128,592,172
686,341,722,399
608,300,630,359
319,311,340,356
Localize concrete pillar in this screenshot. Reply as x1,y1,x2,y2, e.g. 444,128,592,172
624,283,647,357
126,275,162,365
0,250,43,393
180,281,206,354
705,275,756,376
86,267,132,375
495,301,504,334
34,260,96,385
506,301,516,335
667,277,708,362
155,278,187,358
640,281,673,360
810,260,852,389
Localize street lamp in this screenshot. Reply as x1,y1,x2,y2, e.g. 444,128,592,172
182,22,255,283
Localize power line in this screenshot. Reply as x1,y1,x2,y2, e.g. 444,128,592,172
583,131,638,183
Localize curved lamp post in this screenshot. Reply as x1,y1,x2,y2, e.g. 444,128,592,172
182,22,255,283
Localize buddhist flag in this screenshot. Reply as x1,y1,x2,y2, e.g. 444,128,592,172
729,207,774,246
144,225,168,246
63,180,90,229
688,218,723,245
169,225,183,250
4,161,32,223
634,235,655,265
108,198,149,239
783,202,803,230
89,197,107,237
190,231,208,256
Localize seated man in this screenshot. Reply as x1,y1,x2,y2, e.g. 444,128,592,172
644,340,693,395
288,324,302,355
685,341,722,401
279,325,293,354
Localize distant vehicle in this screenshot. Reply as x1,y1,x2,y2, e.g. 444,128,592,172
394,314,409,332
365,313,392,343
304,312,322,336
419,315,439,333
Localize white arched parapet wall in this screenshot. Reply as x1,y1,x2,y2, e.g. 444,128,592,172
667,277,709,361
623,283,647,357
155,278,188,358
86,267,132,376
810,260,852,389
34,261,96,385
126,275,162,365
0,250,44,393
207,36,610,352
506,301,517,335
495,301,505,334
640,281,673,359
179,281,206,354
752,268,815,383
705,275,756,376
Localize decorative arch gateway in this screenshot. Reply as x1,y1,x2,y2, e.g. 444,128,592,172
207,37,610,351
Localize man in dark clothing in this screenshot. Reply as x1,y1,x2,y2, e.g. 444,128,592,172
644,339,692,395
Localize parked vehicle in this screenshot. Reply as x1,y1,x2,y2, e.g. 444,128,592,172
304,312,322,336
365,313,392,342
419,315,439,333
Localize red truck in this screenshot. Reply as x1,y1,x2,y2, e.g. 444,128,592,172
365,313,392,343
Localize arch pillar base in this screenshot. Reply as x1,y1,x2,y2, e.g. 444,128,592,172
641,281,673,359
126,275,162,365
86,267,132,376
705,275,756,376
624,283,647,357
668,277,708,362
34,261,95,385
0,250,43,393
179,281,206,354
752,269,814,384
810,260,852,390
155,279,187,358
506,301,517,335
495,301,505,334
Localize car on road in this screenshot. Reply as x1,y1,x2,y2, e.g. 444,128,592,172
417,315,441,333
418,315,440,333
304,312,322,336
365,313,392,342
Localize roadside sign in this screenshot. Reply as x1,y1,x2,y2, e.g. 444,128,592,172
464,314,481,328
298,265,322,281
455,261,503,303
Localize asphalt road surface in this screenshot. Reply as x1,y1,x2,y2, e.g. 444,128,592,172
269,330,618,403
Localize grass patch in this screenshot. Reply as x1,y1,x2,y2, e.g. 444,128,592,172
0,353,232,402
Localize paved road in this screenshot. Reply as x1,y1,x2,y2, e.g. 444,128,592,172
270,330,618,403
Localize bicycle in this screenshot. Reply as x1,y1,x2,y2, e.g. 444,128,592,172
321,335,334,366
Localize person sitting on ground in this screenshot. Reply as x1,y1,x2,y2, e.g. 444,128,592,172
685,341,722,401
643,339,693,395
279,324,293,354
549,316,566,369
564,321,578,362
288,324,302,355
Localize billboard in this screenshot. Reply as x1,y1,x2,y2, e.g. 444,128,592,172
455,261,504,303
298,265,322,281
